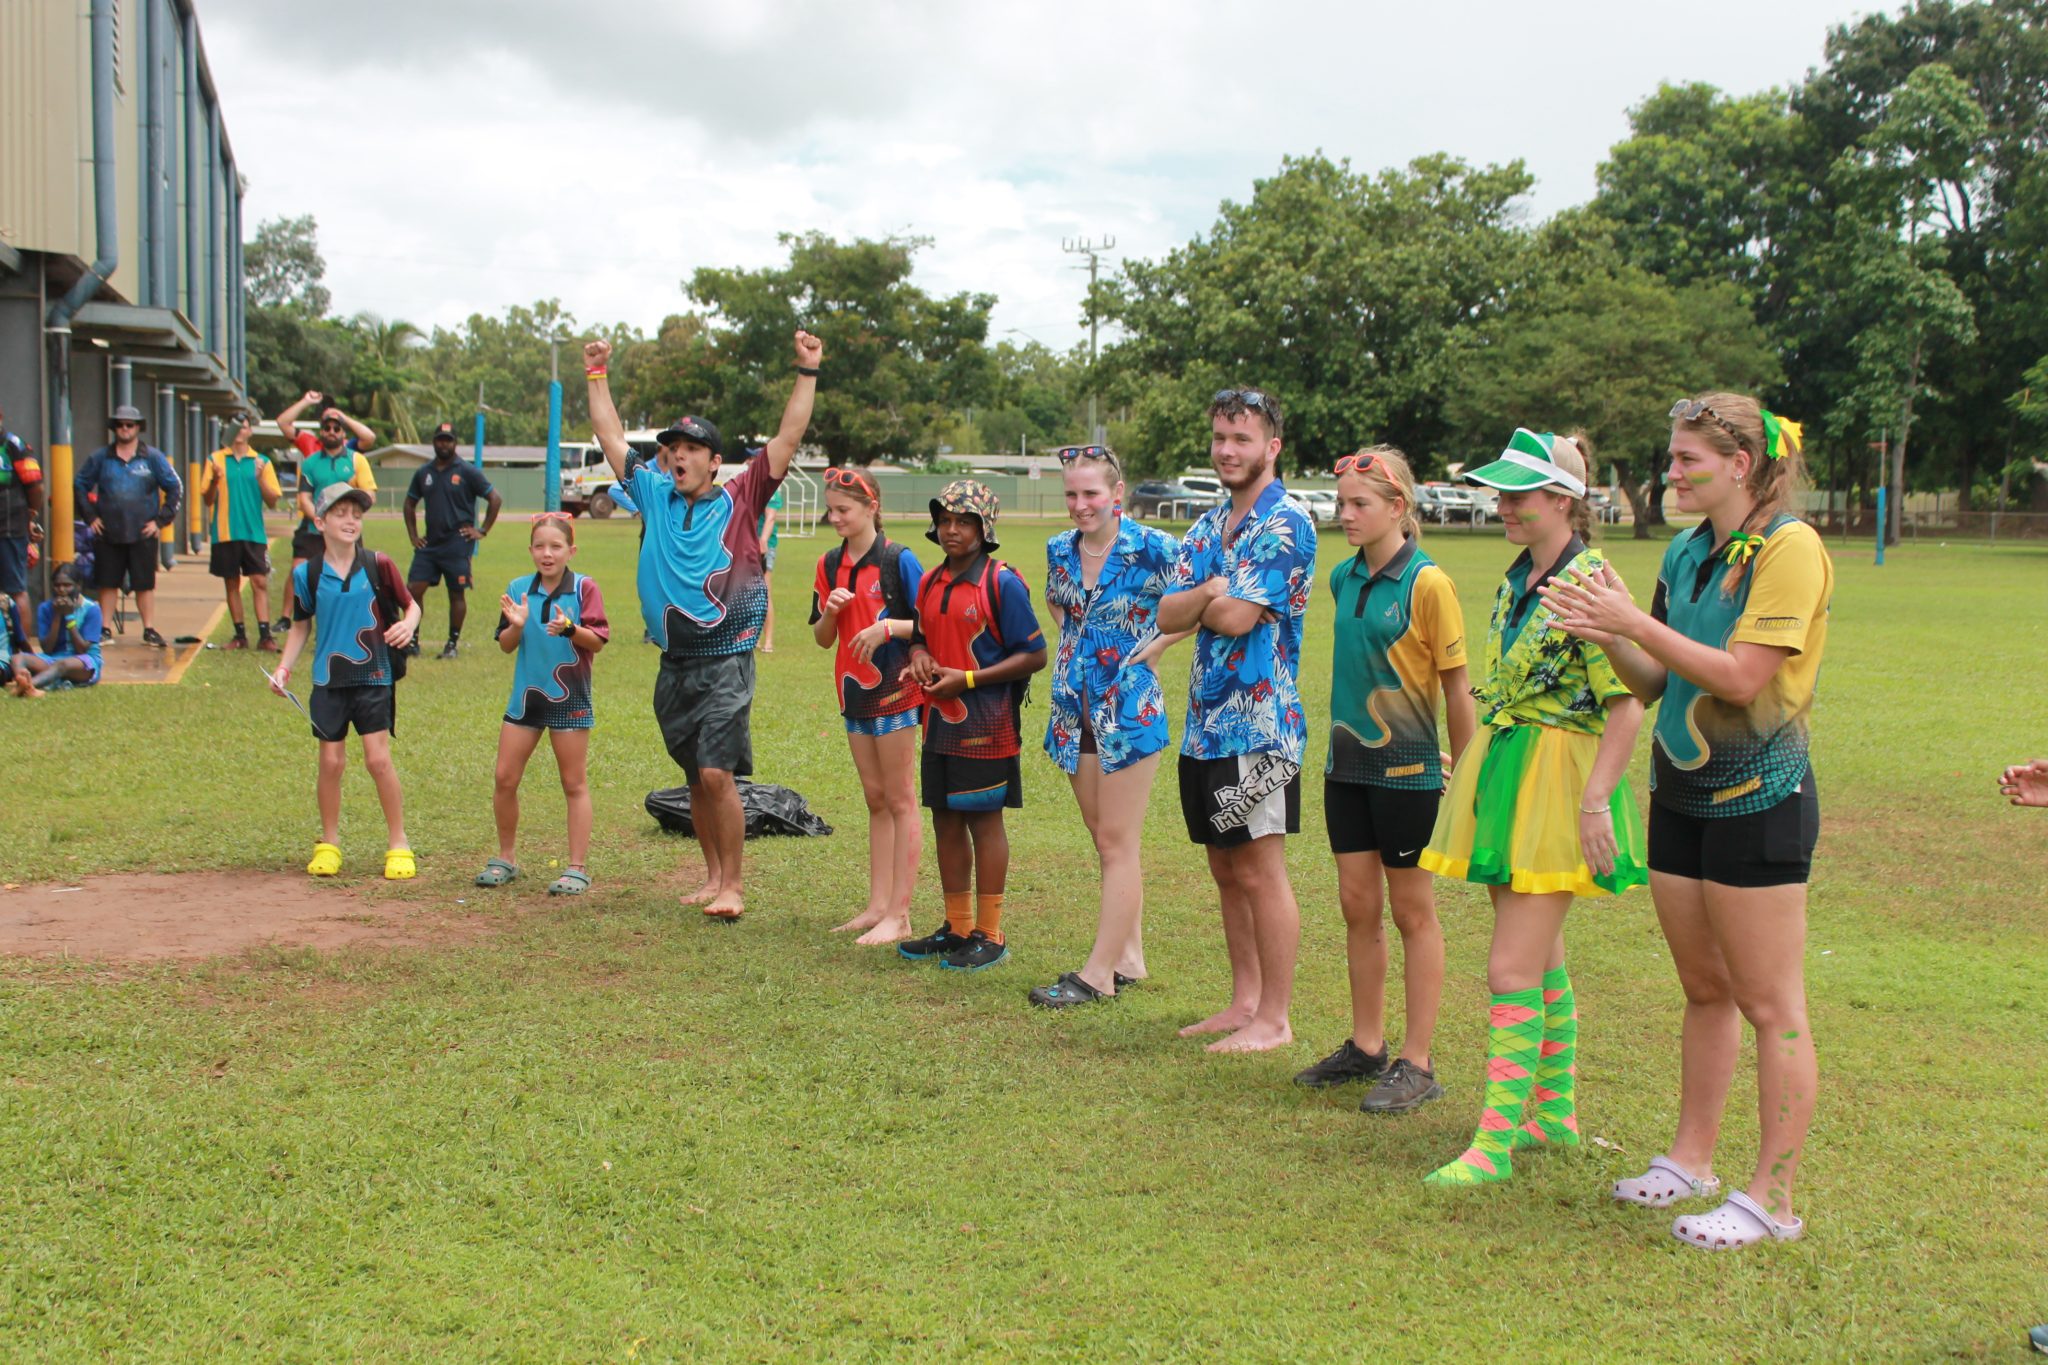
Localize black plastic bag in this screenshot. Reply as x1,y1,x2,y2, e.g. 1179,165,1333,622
645,781,834,839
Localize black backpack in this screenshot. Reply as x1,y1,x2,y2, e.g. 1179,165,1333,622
822,535,913,623
313,544,409,681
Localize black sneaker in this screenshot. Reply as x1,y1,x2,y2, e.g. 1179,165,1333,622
438,639,459,660
1028,971,1110,1009
940,930,1008,972
1360,1058,1445,1114
140,626,167,648
897,924,969,962
1292,1038,1390,1088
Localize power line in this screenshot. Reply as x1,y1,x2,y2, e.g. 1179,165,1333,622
1063,235,1115,442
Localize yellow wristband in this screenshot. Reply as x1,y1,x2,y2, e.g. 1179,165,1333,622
965,670,976,690
585,369,608,379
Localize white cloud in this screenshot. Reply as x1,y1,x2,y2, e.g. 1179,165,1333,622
199,0,1874,351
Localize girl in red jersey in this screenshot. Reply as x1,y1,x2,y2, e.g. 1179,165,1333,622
810,467,927,945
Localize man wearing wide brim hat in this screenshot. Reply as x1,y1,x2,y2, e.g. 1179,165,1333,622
73,404,182,648
580,327,825,922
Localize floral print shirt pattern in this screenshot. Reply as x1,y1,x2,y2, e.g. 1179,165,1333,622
1043,517,1183,774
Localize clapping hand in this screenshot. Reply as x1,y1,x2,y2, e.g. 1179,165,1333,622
547,605,575,638
1539,561,1640,649
500,592,529,629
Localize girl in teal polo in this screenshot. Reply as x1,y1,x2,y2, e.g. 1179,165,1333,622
1541,395,1828,1251
1417,428,1646,1189
1294,446,1475,1114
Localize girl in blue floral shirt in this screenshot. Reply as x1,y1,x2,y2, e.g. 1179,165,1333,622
1029,446,1191,1008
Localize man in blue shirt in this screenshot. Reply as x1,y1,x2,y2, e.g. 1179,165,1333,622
403,421,502,659
583,328,822,921
75,404,181,648
1159,386,1318,1054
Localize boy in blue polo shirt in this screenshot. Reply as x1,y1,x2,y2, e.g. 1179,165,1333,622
273,484,422,881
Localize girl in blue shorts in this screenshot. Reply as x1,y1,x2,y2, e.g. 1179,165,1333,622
476,514,610,895
1029,445,1191,1008
810,466,926,945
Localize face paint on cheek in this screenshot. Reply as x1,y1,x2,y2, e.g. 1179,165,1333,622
1518,512,1543,525
1685,472,1716,486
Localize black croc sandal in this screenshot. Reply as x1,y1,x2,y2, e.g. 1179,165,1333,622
1028,971,1111,1009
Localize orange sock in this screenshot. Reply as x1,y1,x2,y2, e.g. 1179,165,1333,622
975,892,1005,944
943,892,973,937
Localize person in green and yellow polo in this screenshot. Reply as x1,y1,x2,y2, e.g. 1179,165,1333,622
198,411,283,651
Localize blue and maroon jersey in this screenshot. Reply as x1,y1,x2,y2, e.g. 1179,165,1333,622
627,454,781,658
497,571,610,728
912,554,1044,759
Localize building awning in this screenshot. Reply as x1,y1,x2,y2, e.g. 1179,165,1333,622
67,301,249,414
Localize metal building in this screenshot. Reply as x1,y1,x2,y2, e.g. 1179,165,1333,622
0,0,250,571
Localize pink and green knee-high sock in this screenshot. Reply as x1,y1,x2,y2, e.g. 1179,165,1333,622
1510,965,1580,1150
1424,988,1543,1187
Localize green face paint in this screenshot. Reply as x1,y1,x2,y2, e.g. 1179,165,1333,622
1518,512,1542,524
1685,472,1716,486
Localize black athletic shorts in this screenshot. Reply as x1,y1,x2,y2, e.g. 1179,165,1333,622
407,540,475,589
290,528,326,563
921,748,1023,812
653,651,754,783
310,682,395,743
1324,778,1439,866
208,540,271,579
1648,778,1819,888
90,537,158,593
1179,753,1301,847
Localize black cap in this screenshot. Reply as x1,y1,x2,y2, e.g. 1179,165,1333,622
432,422,457,441
656,415,722,456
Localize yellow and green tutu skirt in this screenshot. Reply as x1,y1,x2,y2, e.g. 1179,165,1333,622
1420,722,1646,897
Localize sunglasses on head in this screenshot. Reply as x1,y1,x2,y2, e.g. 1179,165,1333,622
1669,398,1747,446
1213,388,1273,412
1055,445,1114,464
529,511,572,523
823,467,877,496
1333,451,1382,476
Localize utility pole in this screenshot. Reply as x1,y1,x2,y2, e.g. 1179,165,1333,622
1063,235,1115,444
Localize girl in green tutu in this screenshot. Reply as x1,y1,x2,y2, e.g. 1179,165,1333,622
1418,428,1647,1188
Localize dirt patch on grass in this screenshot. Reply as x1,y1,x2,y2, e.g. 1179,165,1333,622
0,872,490,965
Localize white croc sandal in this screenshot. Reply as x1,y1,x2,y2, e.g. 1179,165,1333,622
1672,1189,1804,1252
1613,1155,1721,1209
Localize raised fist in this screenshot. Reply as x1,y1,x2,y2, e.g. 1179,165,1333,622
584,339,612,371
794,330,823,368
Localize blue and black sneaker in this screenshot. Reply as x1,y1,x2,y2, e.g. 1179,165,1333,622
898,923,969,962
940,929,1008,972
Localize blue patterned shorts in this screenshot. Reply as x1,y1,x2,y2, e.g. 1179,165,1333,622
845,707,921,737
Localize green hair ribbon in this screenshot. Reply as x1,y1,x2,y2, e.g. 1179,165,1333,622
1722,530,1763,566
1758,409,1803,461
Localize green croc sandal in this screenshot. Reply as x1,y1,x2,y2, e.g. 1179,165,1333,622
474,857,519,888
548,869,591,897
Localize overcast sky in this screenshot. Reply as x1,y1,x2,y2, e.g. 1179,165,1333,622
200,0,1876,351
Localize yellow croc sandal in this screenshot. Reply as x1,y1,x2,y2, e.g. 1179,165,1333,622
384,848,417,881
307,842,343,877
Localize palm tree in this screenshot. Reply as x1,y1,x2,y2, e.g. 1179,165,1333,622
347,313,444,444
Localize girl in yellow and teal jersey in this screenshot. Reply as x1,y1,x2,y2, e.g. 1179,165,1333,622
1541,394,1829,1252
1293,446,1475,1114
1417,427,1646,1189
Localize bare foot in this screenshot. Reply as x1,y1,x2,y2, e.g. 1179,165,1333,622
680,880,718,906
831,906,889,934
853,914,912,946
703,892,744,921
1206,1020,1293,1053
1178,1004,1256,1038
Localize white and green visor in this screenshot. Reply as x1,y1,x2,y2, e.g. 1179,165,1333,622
1462,428,1586,497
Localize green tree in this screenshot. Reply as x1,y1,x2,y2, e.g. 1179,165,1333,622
1448,251,1782,537
1098,153,1535,476
660,233,999,465
241,214,360,417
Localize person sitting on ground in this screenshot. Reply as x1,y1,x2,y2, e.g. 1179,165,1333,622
404,421,502,660
197,411,284,652
896,480,1048,972
73,405,180,648
7,562,102,697
271,484,421,881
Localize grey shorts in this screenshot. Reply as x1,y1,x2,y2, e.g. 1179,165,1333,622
653,651,755,783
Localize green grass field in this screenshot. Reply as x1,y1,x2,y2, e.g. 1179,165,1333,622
2,517,2043,1362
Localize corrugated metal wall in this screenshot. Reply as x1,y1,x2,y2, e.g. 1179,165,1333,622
0,1,88,264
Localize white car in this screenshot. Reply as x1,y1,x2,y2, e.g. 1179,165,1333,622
1296,489,1340,523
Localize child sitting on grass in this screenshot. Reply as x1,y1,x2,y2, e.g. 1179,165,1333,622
272,484,421,881
7,562,102,697
475,513,610,896
897,480,1046,972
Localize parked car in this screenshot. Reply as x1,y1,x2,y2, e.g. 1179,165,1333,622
1295,488,1340,523
1131,481,1218,519
1420,481,1481,524
1467,488,1499,524
1588,489,1623,524
1178,474,1225,501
